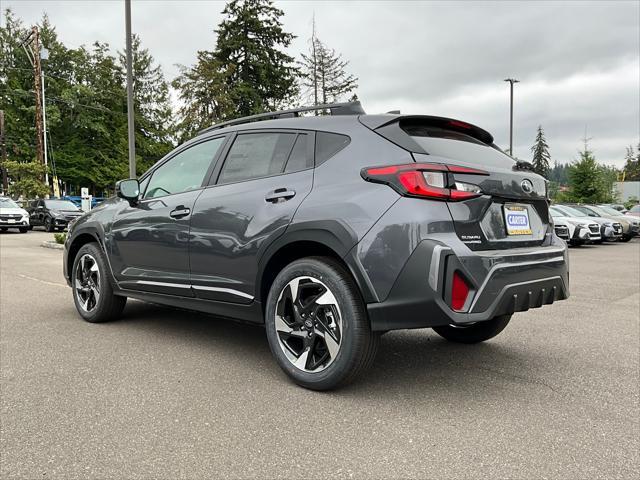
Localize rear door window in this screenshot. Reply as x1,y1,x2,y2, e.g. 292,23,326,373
284,134,312,173
218,132,297,184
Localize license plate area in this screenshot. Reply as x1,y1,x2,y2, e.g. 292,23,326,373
504,204,532,235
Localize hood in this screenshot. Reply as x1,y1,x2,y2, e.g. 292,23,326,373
553,215,592,226
586,217,618,226
0,207,28,216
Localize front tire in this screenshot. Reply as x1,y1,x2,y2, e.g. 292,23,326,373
265,257,379,391
45,217,55,232
71,243,126,323
433,314,512,344
19,227,28,233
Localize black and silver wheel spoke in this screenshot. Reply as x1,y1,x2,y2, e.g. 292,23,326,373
74,254,101,313
275,276,342,373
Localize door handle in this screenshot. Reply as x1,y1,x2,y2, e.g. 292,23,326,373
265,188,296,203
169,206,191,219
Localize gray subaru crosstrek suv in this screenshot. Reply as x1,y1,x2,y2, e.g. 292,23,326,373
63,102,569,390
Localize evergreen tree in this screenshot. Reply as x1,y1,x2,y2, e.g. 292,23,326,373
567,140,617,203
299,22,358,106
622,144,640,181
172,51,234,141
530,125,551,178
214,0,298,116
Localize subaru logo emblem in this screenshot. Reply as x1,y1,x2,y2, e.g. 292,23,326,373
521,179,534,193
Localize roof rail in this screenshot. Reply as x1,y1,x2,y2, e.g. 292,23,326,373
197,101,365,136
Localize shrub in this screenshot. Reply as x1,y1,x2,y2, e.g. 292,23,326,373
53,232,66,244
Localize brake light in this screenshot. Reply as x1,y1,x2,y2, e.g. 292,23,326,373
361,163,487,201
451,271,470,311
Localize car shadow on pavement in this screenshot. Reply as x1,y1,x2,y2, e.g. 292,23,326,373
116,300,547,397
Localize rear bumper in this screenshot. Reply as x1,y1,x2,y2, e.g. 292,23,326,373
367,240,569,331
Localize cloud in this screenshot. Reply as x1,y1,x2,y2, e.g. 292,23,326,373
3,0,639,166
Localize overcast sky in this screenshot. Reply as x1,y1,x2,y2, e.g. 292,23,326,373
3,0,639,166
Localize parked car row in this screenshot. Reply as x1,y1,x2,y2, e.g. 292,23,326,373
550,203,639,246
0,196,85,233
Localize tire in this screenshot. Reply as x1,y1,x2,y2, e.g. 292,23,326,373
71,242,126,323
433,314,512,344
620,236,632,242
265,256,379,391
45,217,55,232
19,227,28,233
0,228,6,232
28,225,33,231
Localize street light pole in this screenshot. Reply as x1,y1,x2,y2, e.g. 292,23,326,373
504,78,519,156
125,0,136,178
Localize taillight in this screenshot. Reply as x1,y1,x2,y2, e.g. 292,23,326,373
451,271,470,311
361,163,487,201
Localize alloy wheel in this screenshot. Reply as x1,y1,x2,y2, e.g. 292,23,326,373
74,254,101,313
275,276,342,372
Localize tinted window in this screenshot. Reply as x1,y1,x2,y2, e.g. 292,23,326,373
138,175,150,198
315,132,350,165
218,133,296,184
45,200,79,210
144,138,224,199
405,125,514,169
284,134,311,173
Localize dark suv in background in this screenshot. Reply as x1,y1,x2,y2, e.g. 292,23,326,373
27,198,83,232
63,102,569,390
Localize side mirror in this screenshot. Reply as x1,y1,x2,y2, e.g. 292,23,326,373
116,179,140,206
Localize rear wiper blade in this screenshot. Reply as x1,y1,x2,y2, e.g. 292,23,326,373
513,159,535,172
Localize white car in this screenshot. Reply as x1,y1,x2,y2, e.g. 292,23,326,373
0,197,30,233
550,205,601,246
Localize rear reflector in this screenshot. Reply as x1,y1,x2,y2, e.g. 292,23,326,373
451,271,470,311
361,162,487,201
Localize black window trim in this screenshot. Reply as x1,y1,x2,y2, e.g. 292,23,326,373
137,134,229,202
206,128,316,188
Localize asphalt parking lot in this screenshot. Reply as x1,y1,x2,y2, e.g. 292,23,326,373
1,230,638,479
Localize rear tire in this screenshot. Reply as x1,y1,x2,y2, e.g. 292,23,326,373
433,314,511,344
265,256,379,391
71,243,126,323
620,235,632,242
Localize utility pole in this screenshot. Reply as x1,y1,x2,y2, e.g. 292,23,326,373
504,78,519,156
0,110,8,194
125,0,136,178
41,47,49,188
20,27,47,187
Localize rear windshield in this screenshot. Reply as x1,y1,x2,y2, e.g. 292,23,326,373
403,125,515,169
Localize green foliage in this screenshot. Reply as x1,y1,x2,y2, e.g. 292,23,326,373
0,9,175,194
214,0,298,116
565,142,619,203
622,144,640,181
549,161,570,185
530,125,550,178
4,160,49,198
53,232,66,244
172,51,235,141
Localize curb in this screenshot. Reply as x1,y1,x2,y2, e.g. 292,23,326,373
41,241,64,250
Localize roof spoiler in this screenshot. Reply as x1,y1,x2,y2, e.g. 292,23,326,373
359,114,495,153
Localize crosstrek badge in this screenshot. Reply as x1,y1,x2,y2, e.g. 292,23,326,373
504,204,532,235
